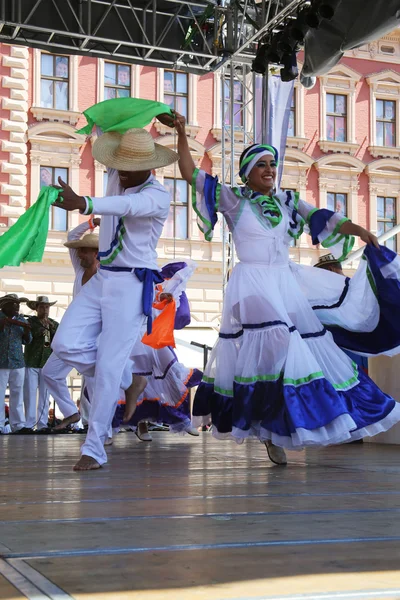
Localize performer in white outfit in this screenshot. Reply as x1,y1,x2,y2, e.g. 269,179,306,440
43,219,99,430
173,112,400,466
24,296,58,430
43,128,178,471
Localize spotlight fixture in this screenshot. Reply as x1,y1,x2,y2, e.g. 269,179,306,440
277,32,298,56
251,44,269,74
280,51,299,83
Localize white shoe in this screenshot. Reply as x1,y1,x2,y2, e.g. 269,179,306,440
265,442,287,466
186,426,200,436
104,437,113,446
135,429,152,442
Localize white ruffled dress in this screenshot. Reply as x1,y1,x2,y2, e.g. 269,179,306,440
191,168,400,448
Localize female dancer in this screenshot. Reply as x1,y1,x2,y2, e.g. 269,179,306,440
172,112,400,465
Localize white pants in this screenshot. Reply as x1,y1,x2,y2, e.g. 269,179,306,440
0,368,25,432
24,368,51,429
42,355,78,419
80,375,95,426
45,270,145,465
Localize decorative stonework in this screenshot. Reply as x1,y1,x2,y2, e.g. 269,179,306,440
1,45,29,225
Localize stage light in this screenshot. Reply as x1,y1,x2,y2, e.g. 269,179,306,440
277,33,298,56
316,0,342,20
280,51,299,82
251,44,269,74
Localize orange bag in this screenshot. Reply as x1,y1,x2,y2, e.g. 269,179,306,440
141,298,176,349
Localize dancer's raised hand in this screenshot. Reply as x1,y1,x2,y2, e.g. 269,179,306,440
53,177,86,212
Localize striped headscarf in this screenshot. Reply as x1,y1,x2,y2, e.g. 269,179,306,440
239,144,279,183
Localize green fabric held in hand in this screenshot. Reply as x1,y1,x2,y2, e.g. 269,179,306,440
76,97,174,135
0,186,60,268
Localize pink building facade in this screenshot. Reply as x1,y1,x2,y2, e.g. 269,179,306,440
0,32,400,361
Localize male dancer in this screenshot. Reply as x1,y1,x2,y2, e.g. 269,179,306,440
43,219,99,429
43,128,178,471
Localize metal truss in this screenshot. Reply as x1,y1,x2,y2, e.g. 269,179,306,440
0,0,307,74
220,61,256,291
0,0,307,300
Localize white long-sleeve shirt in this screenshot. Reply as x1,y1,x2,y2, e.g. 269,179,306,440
67,221,94,298
82,171,170,270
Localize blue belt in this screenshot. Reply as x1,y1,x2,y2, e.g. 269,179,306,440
100,265,164,334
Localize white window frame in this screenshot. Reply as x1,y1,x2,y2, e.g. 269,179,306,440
366,159,400,247
27,122,86,230
31,49,80,124
97,59,139,102
318,64,361,155
367,70,400,159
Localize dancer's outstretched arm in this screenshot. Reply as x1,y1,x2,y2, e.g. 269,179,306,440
174,113,196,185
339,221,379,248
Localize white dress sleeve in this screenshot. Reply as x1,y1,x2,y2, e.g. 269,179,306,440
191,168,242,241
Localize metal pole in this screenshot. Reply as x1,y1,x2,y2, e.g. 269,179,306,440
221,68,227,296
261,67,269,144
229,61,236,272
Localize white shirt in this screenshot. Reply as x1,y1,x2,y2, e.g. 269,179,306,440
84,171,170,270
67,221,94,298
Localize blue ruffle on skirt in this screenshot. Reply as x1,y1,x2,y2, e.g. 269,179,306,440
113,396,191,429
193,368,395,442
327,245,400,355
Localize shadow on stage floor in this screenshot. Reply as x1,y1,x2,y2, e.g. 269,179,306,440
0,432,399,599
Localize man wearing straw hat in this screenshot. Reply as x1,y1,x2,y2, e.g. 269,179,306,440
24,296,58,431
43,128,178,471
42,219,100,431
0,294,31,434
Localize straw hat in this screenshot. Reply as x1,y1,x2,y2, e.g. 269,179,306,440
92,128,178,172
0,293,29,309
64,233,99,250
27,296,57,311
314,253,342,269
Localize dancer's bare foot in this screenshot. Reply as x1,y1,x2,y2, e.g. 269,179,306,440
123,375,147,423
73,455,101,471
53,412,80,431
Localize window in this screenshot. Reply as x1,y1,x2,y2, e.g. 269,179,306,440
164,71,188,119
40,54,69,110
104,63,131,99
326,93,347,142
162,179,189,239
40,166,68,231
376,99,396,147
327,192,347,217
377,196,397,252
288,92,296,137
224,79,243,127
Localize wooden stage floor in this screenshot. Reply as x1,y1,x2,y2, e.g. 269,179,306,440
0,432,400,600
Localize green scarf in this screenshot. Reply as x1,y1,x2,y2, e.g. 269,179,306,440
0,187,60,268
76,97,173,135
